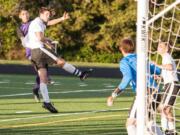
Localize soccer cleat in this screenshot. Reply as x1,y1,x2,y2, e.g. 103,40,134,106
42,102,58,113
48,80,55,85
32,87,40,102
79,68,93,81
47,77,55,85
165,130,178,135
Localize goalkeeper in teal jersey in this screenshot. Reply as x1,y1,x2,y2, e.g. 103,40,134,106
107,38,161,135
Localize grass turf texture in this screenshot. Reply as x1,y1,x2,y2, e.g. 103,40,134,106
0,74,179,135
0,60,119,68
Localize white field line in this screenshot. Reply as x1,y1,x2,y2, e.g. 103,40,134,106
0,89,112,98
79,85,88,87
16,111,33,114
25,82,35,85
0,108,129,123
0,82,10,84
0,86,32,90
53,83,61,86
104,85,116,88
0,92,33,97
100,131,127,135
0,80,10,84
0,88,133,98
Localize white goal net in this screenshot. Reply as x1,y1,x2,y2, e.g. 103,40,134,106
137,0,180,135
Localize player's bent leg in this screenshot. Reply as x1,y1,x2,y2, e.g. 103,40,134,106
41,47,93,80
56,58,93,81
161,111,169,132
161,82,179,134
165,106,176,134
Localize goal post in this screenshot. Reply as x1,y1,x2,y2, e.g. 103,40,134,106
136,0,180,134
136,0,148,135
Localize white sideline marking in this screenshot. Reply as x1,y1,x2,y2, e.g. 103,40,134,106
0,80,10,84
16,111,33,114
105,85,115,88
103,83,116,88
79,84,88,87
0,88,114,98
0,86,31,90
0,108,129,123
53,83,61,86
0,88,133,98
0,92,32,97
25,82,35,85
78,83,88,87
0,82,9,84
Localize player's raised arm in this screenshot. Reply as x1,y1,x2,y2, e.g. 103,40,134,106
47,12,69,26
152,61,173,71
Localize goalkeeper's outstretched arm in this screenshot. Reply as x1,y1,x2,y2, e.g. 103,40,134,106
107,61,132,106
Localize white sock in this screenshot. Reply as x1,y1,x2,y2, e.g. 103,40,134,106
161,113,168,131
127,125,136,135
168,121,175,131
62,63,81,76
40,83,50,103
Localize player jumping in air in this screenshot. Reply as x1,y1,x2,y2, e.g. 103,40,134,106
107,38,163,135
23,7,93,113
154,41,179,135
17,7,70,102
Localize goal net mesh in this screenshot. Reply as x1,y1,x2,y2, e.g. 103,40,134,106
147,0,180,134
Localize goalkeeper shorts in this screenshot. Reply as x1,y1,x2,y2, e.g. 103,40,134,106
162,82,179,106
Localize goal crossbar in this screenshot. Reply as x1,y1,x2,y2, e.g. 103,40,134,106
147,0,180,26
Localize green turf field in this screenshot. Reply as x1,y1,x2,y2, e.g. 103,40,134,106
0,74,179,135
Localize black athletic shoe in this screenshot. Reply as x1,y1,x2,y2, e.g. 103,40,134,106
42,102,58,113
165,130,178,135
33,87,40,102
79,68,93,81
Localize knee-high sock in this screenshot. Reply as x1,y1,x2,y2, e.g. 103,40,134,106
161,113,168,131
40,83,50,103
62,63,81,76
127,125,136,135
168,121,175,131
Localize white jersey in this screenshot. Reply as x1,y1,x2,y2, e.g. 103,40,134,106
162,53,178,84
23,17,46,49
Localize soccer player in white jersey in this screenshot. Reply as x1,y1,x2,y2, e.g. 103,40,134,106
155,41,179,135
17,8,71,102
23,7,93,113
